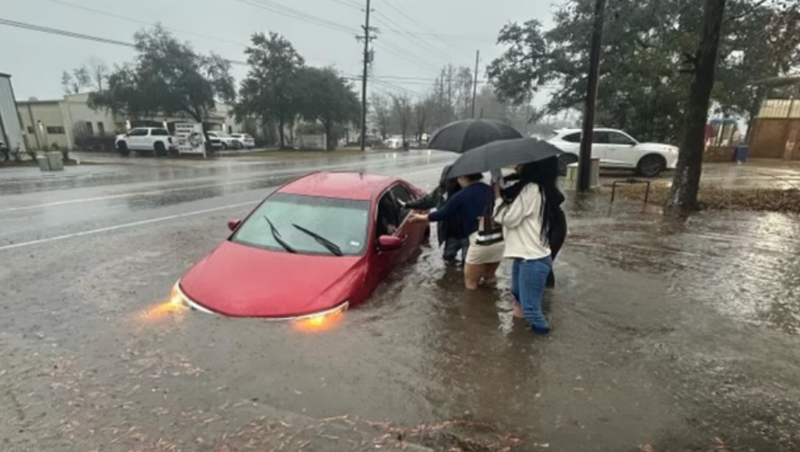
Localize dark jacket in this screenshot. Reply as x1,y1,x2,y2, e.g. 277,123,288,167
406,166,462,245
428,182,494,238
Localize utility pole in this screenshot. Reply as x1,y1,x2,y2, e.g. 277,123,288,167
471,50,480,118
358,0,374,151
578,0,607,192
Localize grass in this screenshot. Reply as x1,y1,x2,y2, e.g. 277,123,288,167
612,183,800,213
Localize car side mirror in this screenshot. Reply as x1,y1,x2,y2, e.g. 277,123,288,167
227,219,241,231
378,235,403,251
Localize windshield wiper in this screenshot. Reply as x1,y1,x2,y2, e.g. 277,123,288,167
264,216,296,254
292,224,343,256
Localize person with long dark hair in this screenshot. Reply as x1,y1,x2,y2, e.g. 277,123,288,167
494,160,560,335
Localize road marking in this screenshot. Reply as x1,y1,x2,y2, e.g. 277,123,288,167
0,201,257,252
0,165,446,253
0,155,447,213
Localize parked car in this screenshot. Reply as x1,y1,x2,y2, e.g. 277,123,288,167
171,171,428,318
230,133,256,149
548,128,679,177
115,127,175,157
207,131,241,150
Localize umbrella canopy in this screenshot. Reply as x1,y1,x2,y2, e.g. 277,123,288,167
445,138,563,179
427,119,524,153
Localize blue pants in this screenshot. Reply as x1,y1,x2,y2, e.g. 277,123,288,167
443,238,469,264
511,256,553,330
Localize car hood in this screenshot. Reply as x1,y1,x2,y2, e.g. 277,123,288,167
180,240,364,317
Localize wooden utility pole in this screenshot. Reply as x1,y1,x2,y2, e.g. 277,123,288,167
359,0,373,151
471,50,480,118
578,0,607,192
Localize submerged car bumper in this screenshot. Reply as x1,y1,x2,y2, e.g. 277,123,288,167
171,282,349,320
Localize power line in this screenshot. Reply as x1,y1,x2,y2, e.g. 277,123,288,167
0,18,249,66
328,0,361,9
374,40,441,74
379,0,475,62
371,13,458,67
39,0,248,48
0,18,136,48
234,0,358,35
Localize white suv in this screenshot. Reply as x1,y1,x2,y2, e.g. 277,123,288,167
207,132,241,150
116,127,175,157
230,133,256,149
548,128,679,177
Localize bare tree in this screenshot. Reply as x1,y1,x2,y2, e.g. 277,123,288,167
87,58,109,92
391,94,413,147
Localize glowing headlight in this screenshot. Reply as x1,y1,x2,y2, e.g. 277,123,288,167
170,282,215,314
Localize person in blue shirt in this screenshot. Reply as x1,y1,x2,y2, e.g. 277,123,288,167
410,173,505,289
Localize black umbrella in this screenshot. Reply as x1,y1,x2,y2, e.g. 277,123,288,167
444,138,563,179
427,119,524,153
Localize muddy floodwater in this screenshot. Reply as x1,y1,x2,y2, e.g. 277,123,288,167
2,154,800,451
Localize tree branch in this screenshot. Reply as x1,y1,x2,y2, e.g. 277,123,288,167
724,0,770,24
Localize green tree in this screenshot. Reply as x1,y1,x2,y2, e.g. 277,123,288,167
89,25,234,128
297,67,360,151
234,32,305,149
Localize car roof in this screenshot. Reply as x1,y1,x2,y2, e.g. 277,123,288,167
279,172,399,201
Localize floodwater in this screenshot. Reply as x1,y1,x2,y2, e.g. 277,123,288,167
1,153,800,451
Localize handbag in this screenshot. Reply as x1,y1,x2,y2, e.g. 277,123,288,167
475,201,504,246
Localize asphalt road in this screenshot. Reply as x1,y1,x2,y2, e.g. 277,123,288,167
2,152,800,452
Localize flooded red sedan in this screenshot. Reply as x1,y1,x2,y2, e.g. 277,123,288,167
172,172,428,319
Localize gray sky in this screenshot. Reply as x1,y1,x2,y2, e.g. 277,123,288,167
1,0,562,101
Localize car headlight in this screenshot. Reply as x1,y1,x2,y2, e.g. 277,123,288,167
170,282,215,314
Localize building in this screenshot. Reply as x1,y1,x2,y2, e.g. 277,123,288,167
0,73,26,153
16,92,239,151
748,74,800,160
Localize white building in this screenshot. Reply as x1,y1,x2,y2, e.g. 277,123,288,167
16,92,240,151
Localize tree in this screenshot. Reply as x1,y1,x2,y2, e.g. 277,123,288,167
370,93,392,140
297,67,360,150
414,96,435,141
234,32,305,149
89,25,234,130
61,67,90,94
666,0,728,214
391,94,413,146
488,0,800,144
87,58,109,92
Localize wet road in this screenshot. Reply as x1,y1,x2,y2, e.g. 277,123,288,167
2,153,800,451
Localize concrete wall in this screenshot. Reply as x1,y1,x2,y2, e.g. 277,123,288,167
17,100,70,150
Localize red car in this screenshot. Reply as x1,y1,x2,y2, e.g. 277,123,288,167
171,172,428,319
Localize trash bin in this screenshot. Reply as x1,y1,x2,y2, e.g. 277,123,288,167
734,145,749,163
37,154,51,172
46,152,64,171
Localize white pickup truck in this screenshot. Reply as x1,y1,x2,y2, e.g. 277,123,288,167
115,127,175,157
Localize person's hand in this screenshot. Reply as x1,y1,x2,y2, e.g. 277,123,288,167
410,213,428,223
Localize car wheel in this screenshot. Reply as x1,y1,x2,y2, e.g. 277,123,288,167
154,142,167,157
637,154,666,177
558,154,579,175
117,141,130,157
221,142,228,151
233,141,243,150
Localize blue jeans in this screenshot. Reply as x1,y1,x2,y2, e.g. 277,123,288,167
443,238,469,264
511,256,553,330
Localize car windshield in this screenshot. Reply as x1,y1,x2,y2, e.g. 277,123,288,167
232,193,370,256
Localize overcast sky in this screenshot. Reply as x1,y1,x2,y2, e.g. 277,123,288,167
1,0,562,102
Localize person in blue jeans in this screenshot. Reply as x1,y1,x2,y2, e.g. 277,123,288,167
493,162,558,335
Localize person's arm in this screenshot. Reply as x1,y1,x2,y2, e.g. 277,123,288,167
405,186,443,210
426,190,463,223
494,185,539,229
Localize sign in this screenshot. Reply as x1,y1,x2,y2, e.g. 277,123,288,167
175,122,206,157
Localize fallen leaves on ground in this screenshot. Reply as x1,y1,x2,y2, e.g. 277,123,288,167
611,184,800,213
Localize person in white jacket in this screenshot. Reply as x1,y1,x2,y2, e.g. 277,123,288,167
493,162,557,335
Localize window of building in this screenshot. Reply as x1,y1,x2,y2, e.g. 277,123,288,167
85,121,94,136
97,122,105,136
46,126,66,134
